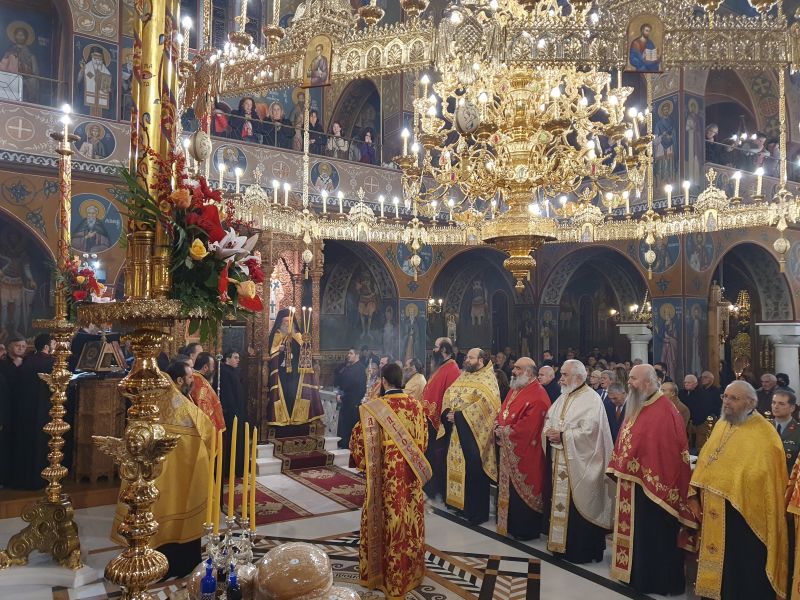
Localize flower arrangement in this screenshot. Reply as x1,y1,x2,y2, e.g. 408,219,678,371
59,255,105,319
122,149,264,340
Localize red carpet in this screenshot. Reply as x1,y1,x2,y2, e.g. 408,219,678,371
269,421,334,471
223,480,311,525
285,466,365,509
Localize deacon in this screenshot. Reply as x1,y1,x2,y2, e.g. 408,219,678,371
350,363,429,599
266,308,324,426
335,348,367,449
190,352,225,432
109,361,214,578
441,348,500,525
217,349,247,476
421,341,460,500
495,357,550,541
543,359,615,563
607,364,698,595
690,380,788,600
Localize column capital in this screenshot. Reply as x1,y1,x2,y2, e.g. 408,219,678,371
617,323,654,343
756,323,800,347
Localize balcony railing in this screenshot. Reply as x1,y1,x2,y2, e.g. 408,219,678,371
705,139,800,182
0,71,60,109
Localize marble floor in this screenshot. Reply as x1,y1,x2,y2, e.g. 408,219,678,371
0,472,698,600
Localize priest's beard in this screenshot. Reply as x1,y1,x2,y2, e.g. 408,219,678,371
625,386,651,419
464,361,480,373
721,409,752,425
560,381,579,395
510,374,530,389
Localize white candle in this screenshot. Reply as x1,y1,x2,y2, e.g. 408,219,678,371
235,167,242,194
733,171,742,197
683,180,691,206
448,198,454,221
401,128,409,156
664,184,673,210
393,197,399,219
338,191,344,214
379,195,385,218
272,179,279,204
431,200,438,222
755,167,764,196
218,163,225,188
283,182,291,207
321,189,328,213
625,194,630,214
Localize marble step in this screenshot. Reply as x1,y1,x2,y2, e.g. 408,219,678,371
331,449,351,467
255,454,283,476
255,437,346,475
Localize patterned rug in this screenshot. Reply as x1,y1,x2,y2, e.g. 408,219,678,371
269,422,334,471
222,480,312,525
285,466,366,509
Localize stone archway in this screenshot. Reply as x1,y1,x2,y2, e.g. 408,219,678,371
328,79,381,144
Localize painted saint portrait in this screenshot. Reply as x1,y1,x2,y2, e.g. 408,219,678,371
120,38,134,121
311,161,339,193
653,95,678,192
303,34,332,88
626,15,663,73
638,235,680,273
0,9,57,105
214,145,247,173
653,300,682,382
685,300,707,377
74,37,117,119
686,232,715,272
73,121,115,160
396,243,433,277
71,194,122,253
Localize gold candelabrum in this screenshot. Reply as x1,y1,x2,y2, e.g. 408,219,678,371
0,116,82,571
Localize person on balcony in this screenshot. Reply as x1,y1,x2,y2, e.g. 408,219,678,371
230,97,261,143
326,120,349,160
262,101,294,149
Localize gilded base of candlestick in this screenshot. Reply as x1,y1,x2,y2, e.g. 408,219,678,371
80,299,182,600
0,316,82,570
0,496,81,569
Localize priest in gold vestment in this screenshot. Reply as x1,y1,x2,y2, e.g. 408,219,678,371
110,361,214,578
441,348,500,525
350,363,430,600
266,308,324,425
690,380,788,600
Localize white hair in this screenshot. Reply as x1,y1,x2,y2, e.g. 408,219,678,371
563,359,587,381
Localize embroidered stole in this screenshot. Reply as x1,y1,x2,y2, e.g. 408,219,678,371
610,479,636,581
695,490,726,600
547,393,576,553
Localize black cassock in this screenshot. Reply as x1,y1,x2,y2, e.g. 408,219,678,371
216,363,248,477
443,410,491,526
551,500,607,564
424,420,447,501
0,368,10,486
335,361,366,449
628,484,685,595
507,479,544,541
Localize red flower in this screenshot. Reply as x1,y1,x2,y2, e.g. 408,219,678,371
186,204,226,242
73,290,88,302
87,274,101,295
238,294,263,312
245,258,265,284
218,262,230,302
79,268,94,277
191,176,223,208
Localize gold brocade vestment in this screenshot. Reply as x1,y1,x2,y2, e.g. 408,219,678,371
111,383,215,548
441,363,501,510
691,413,788,600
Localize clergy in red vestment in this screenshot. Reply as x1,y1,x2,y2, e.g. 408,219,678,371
190,352,226,432
607,364,699,595
350,363,430,600
495,357,550,540
421,341,461,500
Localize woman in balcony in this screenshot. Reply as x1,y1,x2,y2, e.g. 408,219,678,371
309,109,326,155
262,101,294,149
326,120,349,160
230,96,261,143
351,127,377,165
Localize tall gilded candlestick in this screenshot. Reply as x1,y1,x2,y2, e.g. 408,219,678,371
0,108,82,570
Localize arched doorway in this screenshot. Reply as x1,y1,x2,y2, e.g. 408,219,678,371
538,247,648,361
430,248,518,355
0,210,55,341
329,79,381,148
713,242,793,382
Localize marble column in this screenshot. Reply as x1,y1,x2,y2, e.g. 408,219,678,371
617,323,653,364
756,323,800,391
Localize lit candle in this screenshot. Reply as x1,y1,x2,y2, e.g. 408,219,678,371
401,128,409,156
420,74,430,99
235,167,242,194
432,200,438,222
545,199,550,218
218,163,226,189
181,16,192,61
628,107,640,138
665,184,673,210
379,195,385,218
213,429,223,534
205,426,217,526
683,180,691,206
321,189,328,213
448,198,455,221
283,181,291,207
755,167,764,196
338,190,344,214
393,196,399,219
227,415,238,519
242,425,249,521
272,179,279,204
733,170,742,197
61,104,72,143
249,427,257,532
625,194,631,215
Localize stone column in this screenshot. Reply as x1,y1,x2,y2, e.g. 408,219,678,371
617,323,653,364
756,323,800,390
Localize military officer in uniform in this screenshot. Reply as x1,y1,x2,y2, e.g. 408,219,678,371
771,389,800,473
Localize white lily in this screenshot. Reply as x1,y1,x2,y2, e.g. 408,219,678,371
210,229,260,262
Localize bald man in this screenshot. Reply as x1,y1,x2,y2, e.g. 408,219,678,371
495,357,551,540
537,365,560,403
607,365,697,594
691,380,788,600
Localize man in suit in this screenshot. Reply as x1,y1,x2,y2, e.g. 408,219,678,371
757,373,778,415
537,365,561,403
597,369,617,402
604,382,626,441
772,388,800,473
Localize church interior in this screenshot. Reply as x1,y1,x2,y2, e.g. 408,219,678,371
1,0,800,598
